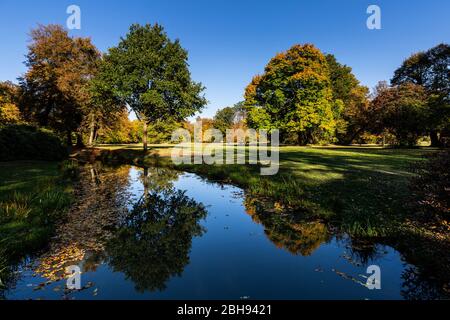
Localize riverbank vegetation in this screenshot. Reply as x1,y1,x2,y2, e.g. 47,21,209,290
0,161,74,284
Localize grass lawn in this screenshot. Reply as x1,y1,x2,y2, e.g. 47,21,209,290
0,161,73,262
96,144,436,237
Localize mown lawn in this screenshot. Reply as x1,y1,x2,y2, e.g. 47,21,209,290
97,144,436,237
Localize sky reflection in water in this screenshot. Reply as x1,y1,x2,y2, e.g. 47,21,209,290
3,165,422,300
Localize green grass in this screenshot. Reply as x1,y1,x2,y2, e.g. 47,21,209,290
97,144,436,237
0,161,73,260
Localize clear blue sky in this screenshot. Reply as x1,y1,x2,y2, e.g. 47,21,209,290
0,0,449,118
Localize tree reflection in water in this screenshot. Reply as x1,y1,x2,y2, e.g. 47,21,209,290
244,192,450,299
104,167,207,292
244,196,331,256
4,164,448,299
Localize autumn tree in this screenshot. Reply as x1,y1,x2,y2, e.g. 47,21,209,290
245,44,339,145
0,81,22,125
19,24,101,147
391,43,450,146
94,23,207,151
371,82,428,146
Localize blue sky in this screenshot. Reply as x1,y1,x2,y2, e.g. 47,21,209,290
0,0,449,118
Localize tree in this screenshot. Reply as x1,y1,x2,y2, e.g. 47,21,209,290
94,23,207,151
19,24,101,147
371,82,428,146
213,107,236,135
325,54,370,144
0,82,22,125
95,108,135,144
392,43,450,146
244,44,338,145
213,101,246,134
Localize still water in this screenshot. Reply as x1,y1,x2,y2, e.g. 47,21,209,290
2,164,431,299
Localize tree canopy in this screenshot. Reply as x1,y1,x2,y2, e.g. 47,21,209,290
325,54,370,144
93,23,207,150
391,43,450,146
19,24,101,146
244,44,340,145
371,82,428,146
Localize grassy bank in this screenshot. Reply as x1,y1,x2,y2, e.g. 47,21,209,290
0,161,73,266
94,145,436,237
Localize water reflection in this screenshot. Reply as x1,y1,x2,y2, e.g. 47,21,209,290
104,187,207,292
244,197,330,256
34,164,131,281
1,163,449,300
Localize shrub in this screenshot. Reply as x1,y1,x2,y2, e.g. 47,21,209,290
0,125,67,161
409,150,450,219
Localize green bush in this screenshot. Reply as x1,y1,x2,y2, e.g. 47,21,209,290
0,125,67,161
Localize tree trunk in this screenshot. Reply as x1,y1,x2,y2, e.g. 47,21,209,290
143,121,148,152
88,114,96,147
67,131,73,147
93,127,98,144
430,130,441,147
76,133,85,148
346,127,365,145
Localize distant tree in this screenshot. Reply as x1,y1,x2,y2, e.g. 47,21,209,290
19,24,101,147
213,107,236,134
97,108,135,144
0,82,22,125
192,117,214,142
371,82,428,146
245,44,339,145
392,43,450,146
94,24,207,151
213,102,246,134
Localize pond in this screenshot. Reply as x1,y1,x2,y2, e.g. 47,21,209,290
0,164,444,299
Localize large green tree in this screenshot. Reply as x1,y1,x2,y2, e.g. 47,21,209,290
94,23,207,151
391,43,450,146
245,44,339,145
19,24,101,147
326,54,370,144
